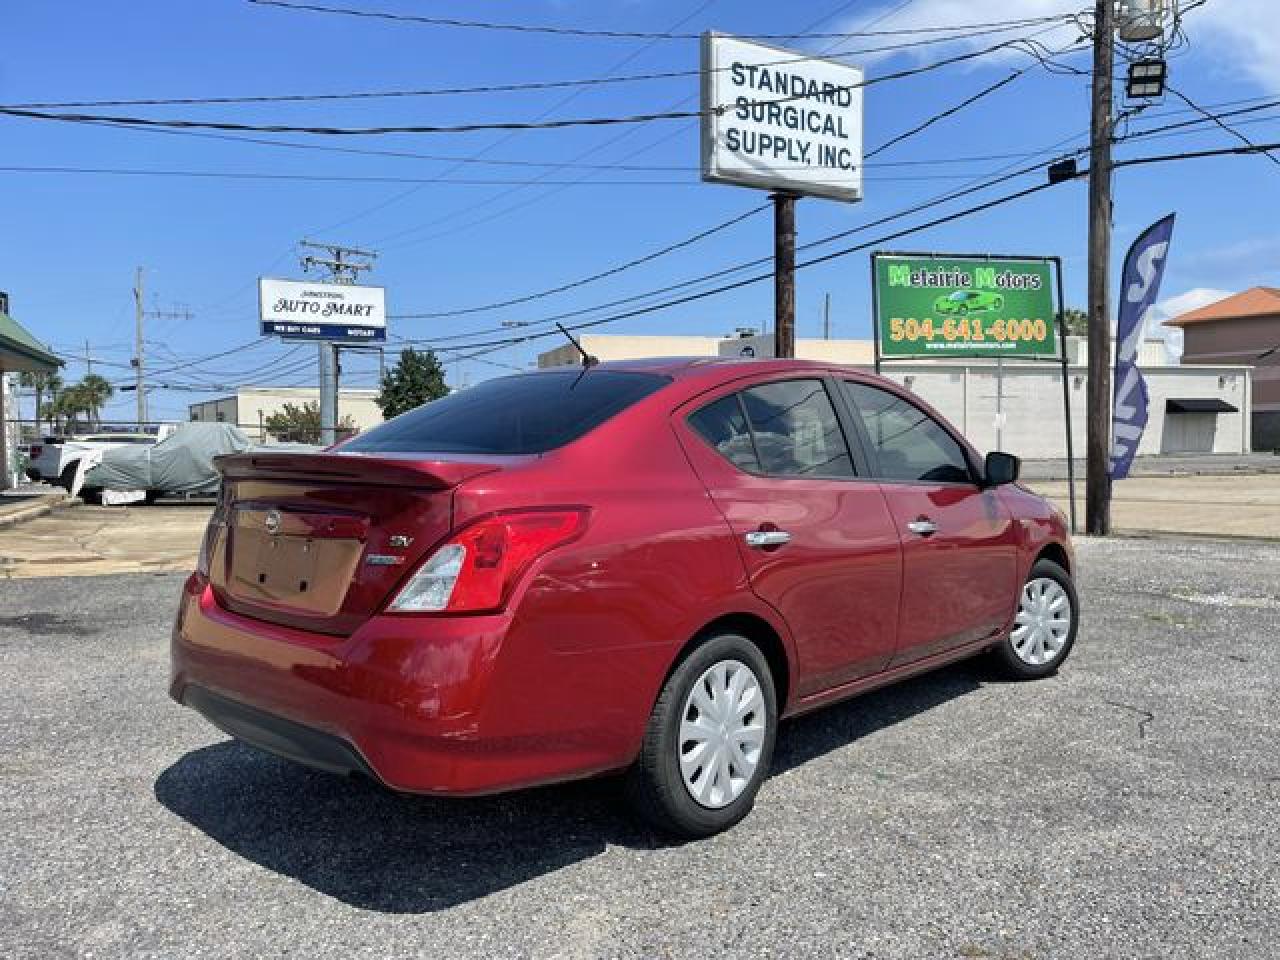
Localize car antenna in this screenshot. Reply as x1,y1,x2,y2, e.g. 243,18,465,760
556,322,598,369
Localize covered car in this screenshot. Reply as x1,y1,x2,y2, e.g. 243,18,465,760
78,423,315,501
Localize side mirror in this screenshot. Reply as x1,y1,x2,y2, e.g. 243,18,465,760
984,451,1021,487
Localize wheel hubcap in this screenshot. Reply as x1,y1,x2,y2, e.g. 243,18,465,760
1011,576,1072,666
678,660,766,809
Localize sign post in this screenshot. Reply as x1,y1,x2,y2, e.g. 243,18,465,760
870,252,1077,531
701,32,864,357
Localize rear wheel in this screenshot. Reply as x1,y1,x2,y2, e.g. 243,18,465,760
625,633,777,839
992,558,1078,679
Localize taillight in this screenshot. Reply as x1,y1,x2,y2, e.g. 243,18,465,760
196,485,228,578
388,509,587,614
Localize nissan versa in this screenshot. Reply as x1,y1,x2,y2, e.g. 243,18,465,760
171,358,1077,838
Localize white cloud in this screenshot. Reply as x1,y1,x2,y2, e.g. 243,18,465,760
834,1,1280,94
1190,0,1280,95
1152,286,1234,359
830,1,1085,67
1156,286,1233,320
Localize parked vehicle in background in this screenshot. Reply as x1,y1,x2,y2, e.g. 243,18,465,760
77,422,312,503
26,431,168,490
171,358,1077,838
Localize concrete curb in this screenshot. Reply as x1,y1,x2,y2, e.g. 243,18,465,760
0,493,71,528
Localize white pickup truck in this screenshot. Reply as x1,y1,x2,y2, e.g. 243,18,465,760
25,429,174,490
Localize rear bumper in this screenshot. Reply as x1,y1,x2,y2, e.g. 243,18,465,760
179,684,381,782
170,574,651,795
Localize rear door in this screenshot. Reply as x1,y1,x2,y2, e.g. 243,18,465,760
839,380,1018,667
677,376,902,696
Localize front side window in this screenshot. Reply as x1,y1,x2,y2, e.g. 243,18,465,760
843,381,972,484
689,379,854,478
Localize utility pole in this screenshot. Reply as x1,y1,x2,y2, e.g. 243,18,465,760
773,193,796,359
299,240,376,445
132,267,146,429
1085,0,1115,535
823,293,831,340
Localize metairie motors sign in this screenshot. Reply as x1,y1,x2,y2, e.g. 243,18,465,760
701,32,864,202
258,277,386,342
872,254,1058,358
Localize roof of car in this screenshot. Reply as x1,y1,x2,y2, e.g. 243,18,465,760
552,356,863,377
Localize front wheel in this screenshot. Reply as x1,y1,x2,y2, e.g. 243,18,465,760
625,633,777,839
992,558,1078,679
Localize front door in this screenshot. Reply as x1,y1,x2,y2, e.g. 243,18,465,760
840,380,1019,668
677,377,902,696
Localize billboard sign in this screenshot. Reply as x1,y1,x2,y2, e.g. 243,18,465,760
871,254,1058,358
701,32,864,202
258,278,386,342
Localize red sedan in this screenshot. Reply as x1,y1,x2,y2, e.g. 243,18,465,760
171,358,1077,838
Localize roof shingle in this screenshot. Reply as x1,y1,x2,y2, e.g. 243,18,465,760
1166,286,1280,326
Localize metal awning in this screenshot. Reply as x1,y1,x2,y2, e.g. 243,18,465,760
0,310,62,373
1165,398,1238,414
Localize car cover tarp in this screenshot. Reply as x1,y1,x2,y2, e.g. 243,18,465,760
85,423,253,494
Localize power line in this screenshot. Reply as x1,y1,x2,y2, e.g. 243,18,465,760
399,139,1280,356
1164,85,1280,167
0,165,1007,185
3,19,1080,110
390,41,1087,321
305,0,721,242
0,36,1066,139
246,1,1078,42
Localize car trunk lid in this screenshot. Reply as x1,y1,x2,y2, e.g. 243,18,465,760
207,451,508,635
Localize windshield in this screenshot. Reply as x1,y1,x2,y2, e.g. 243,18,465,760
342,369,671,455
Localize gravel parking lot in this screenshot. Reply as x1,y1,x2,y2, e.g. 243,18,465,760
2,537,1277,959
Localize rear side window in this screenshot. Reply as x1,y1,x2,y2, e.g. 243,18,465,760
843,381,972,484
688,379,855,478
687,395,759,472
343,370,670,455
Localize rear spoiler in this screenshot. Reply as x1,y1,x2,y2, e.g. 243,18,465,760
214,451,503,489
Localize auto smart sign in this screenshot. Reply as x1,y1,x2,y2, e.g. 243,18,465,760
258,278,387,342
872,255,1058,358
701,33,864,202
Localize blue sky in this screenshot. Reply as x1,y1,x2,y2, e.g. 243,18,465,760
3,0,1277,422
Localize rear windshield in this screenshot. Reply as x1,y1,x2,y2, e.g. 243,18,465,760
342,369,670,455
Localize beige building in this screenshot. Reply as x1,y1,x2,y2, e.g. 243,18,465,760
188,386,384,443
538,333,1252,460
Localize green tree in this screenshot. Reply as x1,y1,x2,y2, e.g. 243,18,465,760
263,401,355,445
376,348,449,419
78,374,114,428
19,369,63,431
51,384,92,433
1061,307,1088,336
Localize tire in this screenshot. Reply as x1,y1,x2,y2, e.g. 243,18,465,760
991,558,1079,680
625,633,777,840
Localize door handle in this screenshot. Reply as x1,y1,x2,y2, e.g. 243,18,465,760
906,518,938,537
744,530,792,548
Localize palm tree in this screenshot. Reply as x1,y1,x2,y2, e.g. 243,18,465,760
79,374,114,428
19,370,63,431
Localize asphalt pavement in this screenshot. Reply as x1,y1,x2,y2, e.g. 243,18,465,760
1,537,1277,959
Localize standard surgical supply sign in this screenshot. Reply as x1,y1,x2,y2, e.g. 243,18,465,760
701,33,864,201
259,278,387,342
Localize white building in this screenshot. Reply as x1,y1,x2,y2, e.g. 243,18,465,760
538,333,1251,459
188,386,384,443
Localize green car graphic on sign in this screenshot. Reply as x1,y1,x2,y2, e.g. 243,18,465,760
933,290,1005,315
